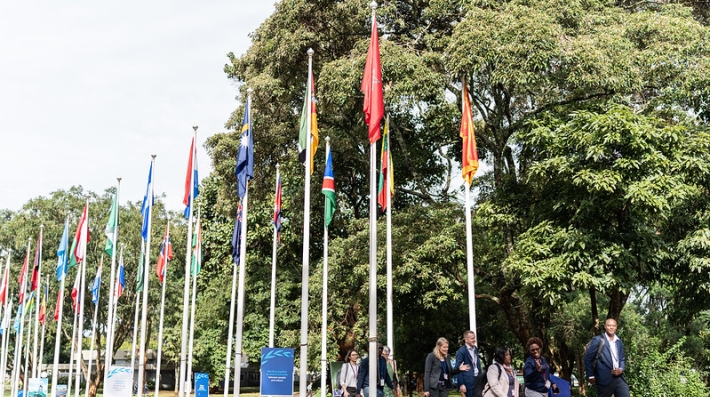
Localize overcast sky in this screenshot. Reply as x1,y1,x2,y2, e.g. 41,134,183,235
0,1,275,212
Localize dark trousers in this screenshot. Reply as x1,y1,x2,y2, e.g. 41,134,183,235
596,376,630,397
427,388,448,397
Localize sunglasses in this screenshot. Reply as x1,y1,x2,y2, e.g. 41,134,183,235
530,348,540,352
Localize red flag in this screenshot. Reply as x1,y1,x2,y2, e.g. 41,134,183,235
39,284,48,325
361,13,384,143
156,225,173,283
18,249,30,302
53,289,61,321
0,264,8,306
74,202,90,264
30,234,41,292
71,272,80,312
460,82,479,185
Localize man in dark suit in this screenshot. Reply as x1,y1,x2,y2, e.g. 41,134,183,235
454,331,482,397
584,318,630,397
357,343,397,397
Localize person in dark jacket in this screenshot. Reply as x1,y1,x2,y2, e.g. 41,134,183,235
424,338,470,397
454,330,482,397
583,318,629,397
523,337,558,397
357,344,398,397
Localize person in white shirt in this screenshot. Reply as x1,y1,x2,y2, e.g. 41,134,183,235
340,350,360,397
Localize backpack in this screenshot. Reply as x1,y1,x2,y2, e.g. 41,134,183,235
479,363,505,397
586,335,606,373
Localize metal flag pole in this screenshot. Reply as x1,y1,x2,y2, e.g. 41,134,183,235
180,127,198,397
299,48,314,397
137,155,157,397
187,207,202,395
85,259,103,397
234,88,254,397
105,177,122,384
320,137,331,397
269,164,280,348
130,240,145,383
155,220,171,397
31,225,43,378
385,117,394,358
51,216,69,397
74,198,90,397
367,5,380,397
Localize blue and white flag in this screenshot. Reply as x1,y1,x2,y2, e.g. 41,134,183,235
141,161,154,240
56,219,70,281
236,100,254,199
91,265,102,305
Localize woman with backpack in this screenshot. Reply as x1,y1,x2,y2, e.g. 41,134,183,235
483,347,519,397
339,350,360,397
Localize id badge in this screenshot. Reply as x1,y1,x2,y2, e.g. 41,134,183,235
545,380,551,389
443,374,448,380
380,379,385,387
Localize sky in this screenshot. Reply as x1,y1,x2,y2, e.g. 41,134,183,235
0,1,276,212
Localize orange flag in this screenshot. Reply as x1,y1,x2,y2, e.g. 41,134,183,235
460,81,479,185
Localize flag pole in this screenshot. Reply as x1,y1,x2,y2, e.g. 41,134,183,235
320,137,331,397
38,280,48,377
180,127,198,397
105,177,122,383
187,207,202,391
385,117,394,358
234,87,254,397
52,216,70,397
66,291,79,397
86,259,103,397
269,164,279,348
111,246,124,356
138,156,156,397
74,197,90,397
462,78,477,335
0,298,12,397
31,225,44,378
155,220,171,397
299,48,314,397
131,238,145,382
23,297,33,397
367,5,380,397
224,213,239,397
12,239,31,397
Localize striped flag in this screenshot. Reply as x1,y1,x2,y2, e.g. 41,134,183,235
17,249,30,302
39,283,48,325
56,219,70,280
115,251,125,299
298,72,319,173
191,217,203,277
91,261,102,305
141,162,154,240
236,101,254,199
156,225,173,283
361,11,384,143
30,234,41,292
74,201,90,264
377,117,394,210
273,175,282,244
322,145,336,227
183,137,199,219
104,192,119,256
231,203,243,266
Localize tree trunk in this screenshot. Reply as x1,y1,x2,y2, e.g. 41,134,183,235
590,286,599,334
606,288,628,321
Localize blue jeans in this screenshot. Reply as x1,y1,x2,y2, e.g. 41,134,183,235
363,387,384,397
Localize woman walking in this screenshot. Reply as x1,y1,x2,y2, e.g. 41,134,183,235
424,338,470,397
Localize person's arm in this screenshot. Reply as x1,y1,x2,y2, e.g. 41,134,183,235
523,359,537,384
454,348,467,393
340,365,349,395
356,360,367,393
486,364,504,397
423,354,433,395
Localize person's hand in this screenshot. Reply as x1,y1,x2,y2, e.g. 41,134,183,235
423,392,430,397
611,368,623,377
588,377,596,385
459,385,467,394
459,363,471,372
535,360,542,372
551,384,559,394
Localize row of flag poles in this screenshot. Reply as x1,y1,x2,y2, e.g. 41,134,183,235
0,126,203,397
0,3,480,397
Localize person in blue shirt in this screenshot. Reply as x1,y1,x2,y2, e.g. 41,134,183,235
357,343,398,397
523,337,558,397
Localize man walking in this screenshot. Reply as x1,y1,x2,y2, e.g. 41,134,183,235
584,318,630,397
357,343,397,397
454,331,482,397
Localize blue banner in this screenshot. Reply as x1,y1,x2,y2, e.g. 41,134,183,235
260,348,295,396
195,373,209,397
